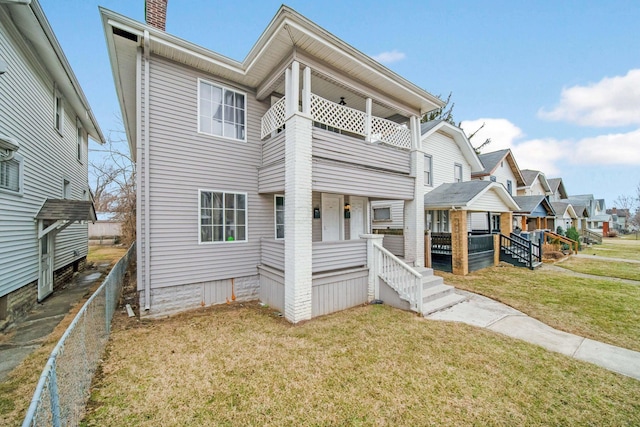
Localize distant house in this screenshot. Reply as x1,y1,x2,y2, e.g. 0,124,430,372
0,1,104,329
472,148,525,197
606,208,630,232
564,194,611,231
550,201,578,232
511,195,556,232
518,169,552,197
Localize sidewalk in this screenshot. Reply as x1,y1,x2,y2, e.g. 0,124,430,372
0,264,109,382
427,291,640,381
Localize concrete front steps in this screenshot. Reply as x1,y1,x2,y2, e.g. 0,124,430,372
414,267,467,315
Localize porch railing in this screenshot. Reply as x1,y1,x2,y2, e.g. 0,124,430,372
373,242,422,312
261,93,412,149
544,231,578,254
500,233,541,269
260,96,286,139
582,229,603,244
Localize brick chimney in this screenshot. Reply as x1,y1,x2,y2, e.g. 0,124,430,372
145,0,168,31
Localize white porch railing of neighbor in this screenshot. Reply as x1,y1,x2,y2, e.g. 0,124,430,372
261,94,412,149
373,242,422,312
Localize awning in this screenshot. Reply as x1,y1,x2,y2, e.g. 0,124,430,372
35,199,97,221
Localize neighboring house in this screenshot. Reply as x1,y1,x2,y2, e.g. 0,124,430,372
606,208,629,232
512,195,556,232
0,0,104,330
102,3,448,322
518,169,552,196
564,194,610,231
546,177,568,202
472,148,525,197
550,202,578,232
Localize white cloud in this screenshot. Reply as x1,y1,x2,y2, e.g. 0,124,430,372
460,118,640,175
371,50,406,64
538,69,640,127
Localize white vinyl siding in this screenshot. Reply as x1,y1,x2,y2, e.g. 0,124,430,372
275,194,284,239
198,79,246,141
422,131,472,186
454,163,462,182
199,190,247,243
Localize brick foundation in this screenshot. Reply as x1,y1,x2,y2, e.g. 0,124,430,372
0,280,37,332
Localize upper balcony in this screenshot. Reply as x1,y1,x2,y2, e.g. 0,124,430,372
261,93,412,150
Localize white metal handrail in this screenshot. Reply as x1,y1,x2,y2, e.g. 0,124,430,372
373,242,422,312
261,97,287,139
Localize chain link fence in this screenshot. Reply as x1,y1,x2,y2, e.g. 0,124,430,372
22,243,135,427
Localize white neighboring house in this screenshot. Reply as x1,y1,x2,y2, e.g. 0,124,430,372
0,0,104,330
518,169,552,196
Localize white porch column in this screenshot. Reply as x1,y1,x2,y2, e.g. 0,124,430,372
361,233,384,301
302,65,311,115
365,98,372,142
284,62,313,323
404,115,425,267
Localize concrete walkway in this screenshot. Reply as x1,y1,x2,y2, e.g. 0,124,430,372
574,253,640,263
427,290,640,381
0,264,109,382
542,263,640,286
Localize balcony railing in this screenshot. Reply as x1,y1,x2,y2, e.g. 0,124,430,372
261,93,412,149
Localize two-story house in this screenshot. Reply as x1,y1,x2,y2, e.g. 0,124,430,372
0,0,104,330
102,3,456,322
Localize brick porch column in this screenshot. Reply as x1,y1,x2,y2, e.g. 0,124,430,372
451,210,468,276
500,212,513,235
284,61,313,324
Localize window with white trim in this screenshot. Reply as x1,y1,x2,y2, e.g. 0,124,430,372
200,190,247,243
373,206,391,221
54,88,64,133
507,180,513,195
76,121,83,162
275,195,284,239
454,163,463,183
426,210,449,232
424,154,433,186
0,155,21,193
198,80,246,141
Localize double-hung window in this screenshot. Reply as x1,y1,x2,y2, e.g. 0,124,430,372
76,120,83,162
424,154,433,186
454,163,463,183
0,156,21,193
54,87,64,134
198,80,246,141
506,180,513,195
275,195,284,239
200,190,247,243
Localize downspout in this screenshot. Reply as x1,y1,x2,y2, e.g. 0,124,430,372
143,30,151,311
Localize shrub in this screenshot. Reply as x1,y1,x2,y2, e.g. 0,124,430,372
566,226,581,249
556,226,565,236
607,229,619,238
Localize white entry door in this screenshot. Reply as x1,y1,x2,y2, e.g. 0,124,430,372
38,233,54,301
321,193,343,241
349,196,367,240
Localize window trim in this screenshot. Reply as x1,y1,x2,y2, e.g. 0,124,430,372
274,194,285,240
424,154,433,187
197,78,247,142
0,153,24,196
76,119,84,163
198,189,248,244
506,179,513,195
54,86,64,135
372,206,392,222
62,177,71,199
454,163,463,183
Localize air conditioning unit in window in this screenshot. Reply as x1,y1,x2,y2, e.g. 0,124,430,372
0,134,19,162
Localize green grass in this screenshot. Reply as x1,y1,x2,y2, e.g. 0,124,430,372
87,246,127,264
439,265,640,352
81,303,640,426
560,257,640,281
582,237,640,261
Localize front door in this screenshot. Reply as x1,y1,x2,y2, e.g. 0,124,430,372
38,233,54,301
349,196,367,240
321,193,343,241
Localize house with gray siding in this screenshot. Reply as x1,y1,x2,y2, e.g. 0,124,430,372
0,0,104,330
102,3,464,322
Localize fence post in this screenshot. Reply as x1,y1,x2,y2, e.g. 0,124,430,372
105,275,111,334
528,239,533,269
424,230,432,268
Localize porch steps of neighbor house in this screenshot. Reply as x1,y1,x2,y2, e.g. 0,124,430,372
414,267,467,316
500,247,542,269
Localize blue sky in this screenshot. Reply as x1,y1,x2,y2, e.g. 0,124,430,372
40,0,640,208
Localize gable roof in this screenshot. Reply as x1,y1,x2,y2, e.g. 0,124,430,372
473,148,525,186
424,180,519,211
420,120,484,172
2,0,105,144
519,169,551,193
550,201,577,219
512,195,555,216
101,5,444,157
547,177,568,199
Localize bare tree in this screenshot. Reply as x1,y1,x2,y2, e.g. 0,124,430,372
90,127,136,246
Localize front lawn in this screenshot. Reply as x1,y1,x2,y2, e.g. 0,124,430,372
81,303,640,426
559,257,640,282
438,265,640,352
582,237,640,261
